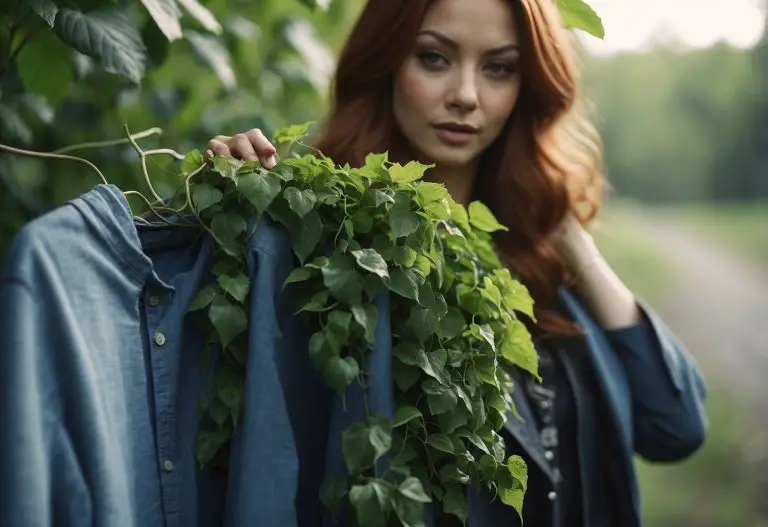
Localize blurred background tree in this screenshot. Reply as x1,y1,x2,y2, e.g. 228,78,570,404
1,0,766,524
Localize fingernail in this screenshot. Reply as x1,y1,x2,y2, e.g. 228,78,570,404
265,155,277,169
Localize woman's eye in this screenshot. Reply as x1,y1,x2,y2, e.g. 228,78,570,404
418,50,448,69
487,62,516,77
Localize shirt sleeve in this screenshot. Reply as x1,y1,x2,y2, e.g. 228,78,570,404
606,297,708,462
0,279,92,526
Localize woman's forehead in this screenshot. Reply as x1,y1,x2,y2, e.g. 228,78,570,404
419,0,520,48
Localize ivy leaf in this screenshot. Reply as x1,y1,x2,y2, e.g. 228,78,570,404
443,483,469,524
209,297,247,347
427,388,457,416
406,306,439,342
192,182,223,213
499,455,528,521
273,121,314,144
398,477,432,503
369,416,393,461
239,170,282,215
297,290,330,313
187,283,217,312
393,406,423,428
500,320,540,381
387,267,424,302
195,427,231,466
283,267,312,288
54,9,147,84
415,181,449,205
351,304,378,345
322,255,364,304
468,201,508,233
349,482,388,527
182,149,205,174
284,187,317,218
556,0,605,39
352,248,389,279
470,323,496,351
390,208,420,238
426,433,455,454
324,356,360,394
417,349,450,385
393,246,418,267
438,308,465,340
211,213,246,246
495,269,536,321
390,161,430,184
320,476,348,517
394,362,421,392
27,0,58,26
293,209,323,263
342,421,387,475
393,492,428,527
217,274,250,303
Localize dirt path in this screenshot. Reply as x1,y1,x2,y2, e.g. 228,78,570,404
618,207,768,403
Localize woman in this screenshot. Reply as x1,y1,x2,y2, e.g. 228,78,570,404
205,0,708,525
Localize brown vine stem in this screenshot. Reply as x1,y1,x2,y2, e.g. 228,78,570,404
53,127,164,154
0,142,109,185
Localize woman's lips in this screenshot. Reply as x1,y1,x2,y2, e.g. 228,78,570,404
432,124,478,146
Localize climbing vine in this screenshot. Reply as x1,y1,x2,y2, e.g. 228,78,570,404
179,122,540,525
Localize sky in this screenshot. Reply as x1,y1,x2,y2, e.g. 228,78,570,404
579,0,767,55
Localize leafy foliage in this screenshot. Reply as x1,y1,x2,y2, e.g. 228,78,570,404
181,123,540,524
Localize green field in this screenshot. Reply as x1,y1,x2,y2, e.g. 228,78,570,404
589,201,767,527
651,201,768,266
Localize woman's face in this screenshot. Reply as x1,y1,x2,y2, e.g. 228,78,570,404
393,0,522,169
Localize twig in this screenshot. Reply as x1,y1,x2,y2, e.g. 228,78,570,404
0,142,108,185
124,125,164,203
53,128,163,154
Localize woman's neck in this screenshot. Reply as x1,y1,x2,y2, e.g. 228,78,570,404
427,161,478,208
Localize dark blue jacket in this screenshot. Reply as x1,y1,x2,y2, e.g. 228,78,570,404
467,289,708,526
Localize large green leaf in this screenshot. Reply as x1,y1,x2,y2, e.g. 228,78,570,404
54,9,147,83
26,0,58,27
556,0,605,39
176,0,221,34
16,32,73,108
139,0,182,41
186,30,236,89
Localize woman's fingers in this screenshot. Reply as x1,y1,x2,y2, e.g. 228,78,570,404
205,135,232,156
203,128,278,168
231,133,259,161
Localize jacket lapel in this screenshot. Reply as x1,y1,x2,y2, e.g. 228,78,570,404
556,287,633,452
503,369,555,481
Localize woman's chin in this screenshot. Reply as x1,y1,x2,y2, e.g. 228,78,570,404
420,144,479,168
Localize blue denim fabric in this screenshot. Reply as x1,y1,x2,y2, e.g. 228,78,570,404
0,184,707,527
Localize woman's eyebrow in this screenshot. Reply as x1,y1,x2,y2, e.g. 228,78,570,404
416,29,520,55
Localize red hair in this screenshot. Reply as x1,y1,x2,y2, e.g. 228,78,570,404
313,0,606,336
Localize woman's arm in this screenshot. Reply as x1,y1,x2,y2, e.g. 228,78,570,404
551,213,642,330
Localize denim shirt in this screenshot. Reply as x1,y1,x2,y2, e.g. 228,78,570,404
0,184,707,527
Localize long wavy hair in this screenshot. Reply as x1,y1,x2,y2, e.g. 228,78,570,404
313,0,606,336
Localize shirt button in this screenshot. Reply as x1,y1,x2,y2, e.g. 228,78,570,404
163,459,174,472
548,491,557,501
148,295,160,307
154,332,167,347
544,450,554,461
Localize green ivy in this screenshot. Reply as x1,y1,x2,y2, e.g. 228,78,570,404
182,122,539,525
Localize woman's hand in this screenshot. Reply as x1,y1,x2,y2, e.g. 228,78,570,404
550,212,602,278
204,128,278,169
